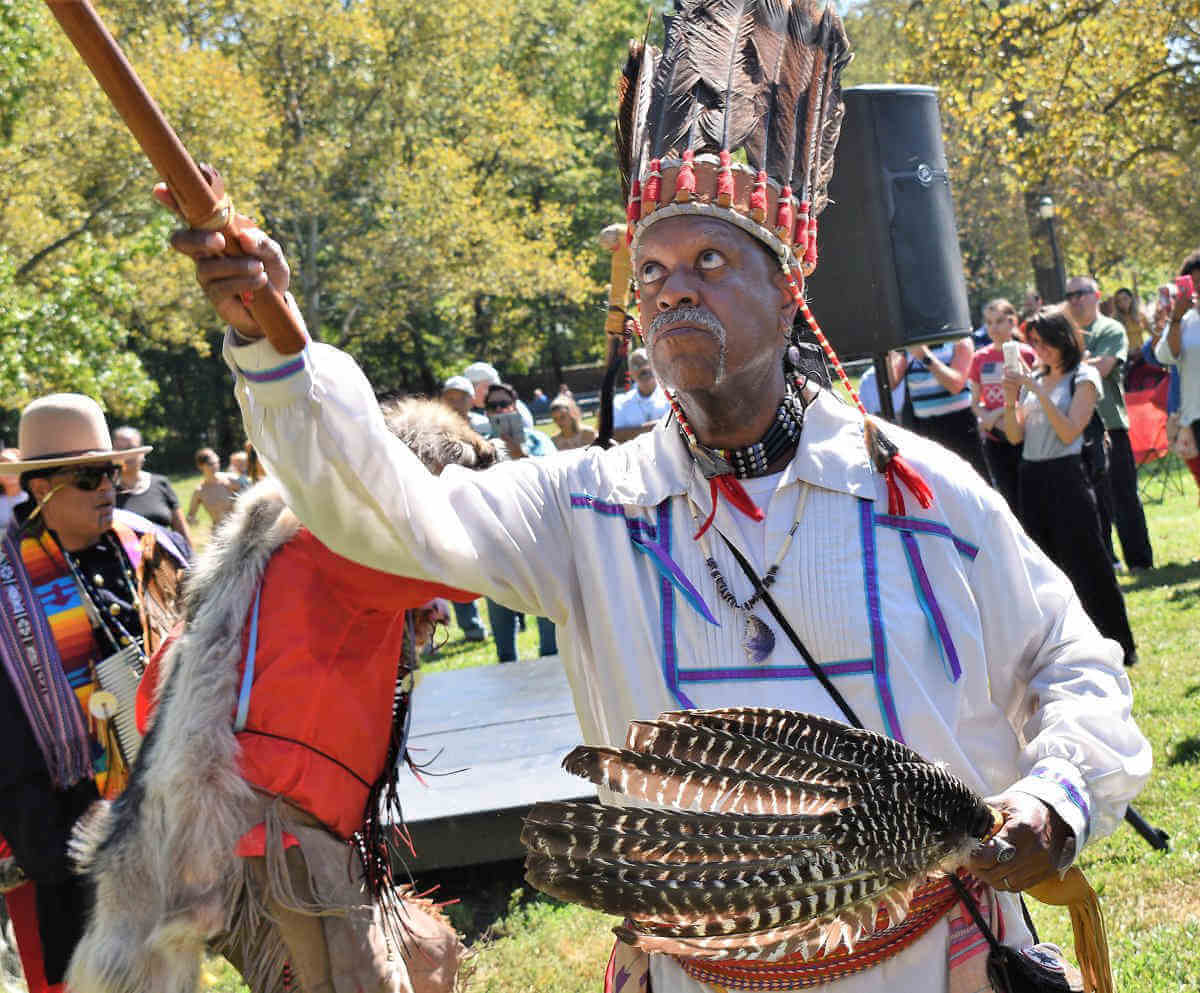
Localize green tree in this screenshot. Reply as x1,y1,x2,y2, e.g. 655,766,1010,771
843,0,1200,307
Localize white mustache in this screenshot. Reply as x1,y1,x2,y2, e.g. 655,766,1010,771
647,306,727,341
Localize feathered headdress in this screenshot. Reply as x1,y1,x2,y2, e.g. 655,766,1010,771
522,708,1001,962
621,1,851,281
612,3,935,515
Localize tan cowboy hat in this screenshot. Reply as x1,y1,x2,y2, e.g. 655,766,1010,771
0,394,151,474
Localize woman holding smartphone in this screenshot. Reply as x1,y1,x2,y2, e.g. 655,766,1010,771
1002,307,1137,666
484,383,555,460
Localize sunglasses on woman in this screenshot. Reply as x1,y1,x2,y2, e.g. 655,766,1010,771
56,463,122,491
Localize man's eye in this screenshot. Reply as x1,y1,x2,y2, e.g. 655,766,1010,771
640,261,665,283
697,250,725,270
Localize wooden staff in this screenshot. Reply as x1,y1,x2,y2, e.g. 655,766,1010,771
43,1,307,354
594,222,633,448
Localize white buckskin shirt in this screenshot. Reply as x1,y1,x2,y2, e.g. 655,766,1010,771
227,332,1150,993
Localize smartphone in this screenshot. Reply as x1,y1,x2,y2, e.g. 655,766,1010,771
1002,340,1023,373
488,411,524,441
1176,274,1195,300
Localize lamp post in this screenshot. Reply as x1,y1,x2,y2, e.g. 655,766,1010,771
1038,195,1067,302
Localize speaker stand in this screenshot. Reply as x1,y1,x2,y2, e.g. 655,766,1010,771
873,353,897,423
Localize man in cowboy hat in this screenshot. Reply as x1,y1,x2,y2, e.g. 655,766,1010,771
0,394,184,993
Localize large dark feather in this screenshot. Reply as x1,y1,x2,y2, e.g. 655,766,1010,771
563,744,857,815
624,718,870,785
647,11,699,159
659,708,926,768
684,0,759,153
616,27,658,202
810,8,851,214
616,41,644,201
744,0,792,170
523,709,996,961
767,0,819,184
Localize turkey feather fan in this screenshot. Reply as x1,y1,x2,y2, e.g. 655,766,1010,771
522,708,998,961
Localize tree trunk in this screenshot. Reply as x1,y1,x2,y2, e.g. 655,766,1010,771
1024,190,1064,304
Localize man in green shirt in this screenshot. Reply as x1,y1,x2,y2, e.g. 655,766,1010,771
1066,276,1154,572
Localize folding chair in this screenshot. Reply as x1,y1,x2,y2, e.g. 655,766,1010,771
1130,379,1186,503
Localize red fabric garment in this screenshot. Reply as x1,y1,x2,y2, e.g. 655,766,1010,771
233,822,300,857
3,882,60,993
138,528,475,840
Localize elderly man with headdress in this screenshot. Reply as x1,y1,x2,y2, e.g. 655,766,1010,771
0,394,184,993
163,3,1148,990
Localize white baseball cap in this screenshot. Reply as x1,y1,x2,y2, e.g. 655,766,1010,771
442,375,474,396
463,362,501,385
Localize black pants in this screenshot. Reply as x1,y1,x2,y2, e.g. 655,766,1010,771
907,405,993,484
1096,428,1154,569
1018,455,1136,660
983,435,1021,513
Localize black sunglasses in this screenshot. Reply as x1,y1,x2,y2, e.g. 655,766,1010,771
1064,289,1093,301
485,400,512,411
56,463,121,491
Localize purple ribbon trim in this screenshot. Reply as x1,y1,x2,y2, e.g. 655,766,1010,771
860,501,905,743
873,513,979,560
678,658,874,683
656,500,694,709
238,355,306,383
568,493,712,623
899,530,963,683
1030,767,1091,821
630,533,718,626
568,494,657,540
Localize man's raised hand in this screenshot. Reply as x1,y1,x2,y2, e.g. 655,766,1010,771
154,172,290,339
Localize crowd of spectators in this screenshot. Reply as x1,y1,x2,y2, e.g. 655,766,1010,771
863,250,1200,668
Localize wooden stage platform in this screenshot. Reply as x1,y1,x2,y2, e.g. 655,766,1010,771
394,655,596,872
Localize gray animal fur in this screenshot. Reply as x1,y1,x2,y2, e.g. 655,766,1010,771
66,482,299,993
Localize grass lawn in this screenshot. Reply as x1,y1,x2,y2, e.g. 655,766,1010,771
175,455,1198,992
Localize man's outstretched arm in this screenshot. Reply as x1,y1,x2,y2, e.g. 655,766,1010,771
168,210,577,625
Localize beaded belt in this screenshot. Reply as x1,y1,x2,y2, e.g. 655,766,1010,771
674,872,965,991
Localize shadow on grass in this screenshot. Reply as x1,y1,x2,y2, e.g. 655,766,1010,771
1123,558,1200,593
1168,736,1200,767
412,858,536,944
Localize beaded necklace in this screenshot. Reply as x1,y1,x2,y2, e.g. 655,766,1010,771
56,531,143,655
667,379,809,481
668,375,811,539
687,483,810,664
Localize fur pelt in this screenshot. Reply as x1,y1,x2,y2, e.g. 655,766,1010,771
67,482,300,993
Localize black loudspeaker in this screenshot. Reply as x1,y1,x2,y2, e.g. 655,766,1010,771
805,85,971,360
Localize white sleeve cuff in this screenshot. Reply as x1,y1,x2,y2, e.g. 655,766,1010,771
223,326,314,408
1009,757,1093,870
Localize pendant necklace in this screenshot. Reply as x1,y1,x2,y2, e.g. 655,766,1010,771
688,483,810,664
